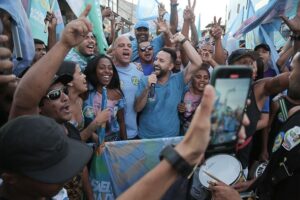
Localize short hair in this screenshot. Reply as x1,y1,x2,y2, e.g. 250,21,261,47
161,48,177,64
34,38,45,45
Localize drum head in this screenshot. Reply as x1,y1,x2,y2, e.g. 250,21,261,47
199,154,242,188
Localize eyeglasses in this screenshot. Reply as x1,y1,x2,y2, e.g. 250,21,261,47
45,86,69,100
139,45,153,52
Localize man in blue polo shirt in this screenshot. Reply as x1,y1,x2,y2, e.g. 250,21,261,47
134,33,203,139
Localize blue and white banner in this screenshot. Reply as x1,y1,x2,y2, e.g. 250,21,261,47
28,0,64,44
233,0,298,39
103,137,182,197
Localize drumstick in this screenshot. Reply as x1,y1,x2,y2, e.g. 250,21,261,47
44,0,56,33
203,169,224,183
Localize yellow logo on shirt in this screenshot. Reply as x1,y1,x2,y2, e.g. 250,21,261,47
131,76,140,86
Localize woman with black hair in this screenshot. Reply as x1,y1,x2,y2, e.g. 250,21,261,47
83,54,127,141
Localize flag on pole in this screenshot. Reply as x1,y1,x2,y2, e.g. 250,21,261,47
233,0,298,39
136,0,159,21
0,0,35,76
65,0,108,54
27,0,64,45
197,14,201,41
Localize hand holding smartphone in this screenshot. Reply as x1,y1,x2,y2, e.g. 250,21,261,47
206,66,252,155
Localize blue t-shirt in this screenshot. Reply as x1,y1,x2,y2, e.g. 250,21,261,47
136,72,186,138
136,59,154,75
131,34,164,62
116,63,143,139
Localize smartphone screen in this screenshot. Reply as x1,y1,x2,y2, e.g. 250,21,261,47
207,66,252,154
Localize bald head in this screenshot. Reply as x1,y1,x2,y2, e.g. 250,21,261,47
113,36,132,66
113,36,131,48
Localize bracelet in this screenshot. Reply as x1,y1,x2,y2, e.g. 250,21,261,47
159,145,194,178
180,38,188,45
171,3,179,7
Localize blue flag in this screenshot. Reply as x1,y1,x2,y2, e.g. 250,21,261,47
234,0,298,39
0,0,35,76
28,0,64,45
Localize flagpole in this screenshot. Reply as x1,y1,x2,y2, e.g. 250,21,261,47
44,0,56,33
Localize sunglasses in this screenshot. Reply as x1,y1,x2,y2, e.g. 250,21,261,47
139,45,153,52
45,86,69,100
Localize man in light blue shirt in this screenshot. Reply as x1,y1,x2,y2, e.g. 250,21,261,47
134,33,203,139
113,36,143,139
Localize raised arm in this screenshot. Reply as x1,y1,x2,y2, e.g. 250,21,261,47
263,72,289,97
118,85,215,200
9,5,93,119
211,17,226,65
169,0,178,34
170,33,202,83
280,2,300,53
155,16,172,47
45,11,57,50
188,0,198,47
276,38,293,73
181,7,191,39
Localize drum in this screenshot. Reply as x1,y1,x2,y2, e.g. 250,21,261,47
199,154,245,188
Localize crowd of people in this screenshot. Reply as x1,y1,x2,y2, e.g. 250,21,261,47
0,0,300,200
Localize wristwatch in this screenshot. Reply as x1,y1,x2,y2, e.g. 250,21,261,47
159,145,194,178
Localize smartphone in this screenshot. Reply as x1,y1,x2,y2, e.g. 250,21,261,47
206,66,252,155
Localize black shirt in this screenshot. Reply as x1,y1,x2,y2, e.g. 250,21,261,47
256,110,300,200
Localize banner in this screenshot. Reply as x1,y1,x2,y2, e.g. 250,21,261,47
65,0,108,54
104,137,182,197
0,0,35,76
28,0,64,44
90,152,115,200
136,0,159,21
233,0,298,39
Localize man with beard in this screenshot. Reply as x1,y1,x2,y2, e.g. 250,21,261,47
113,35,144,139
135,41,154,75
65,32,96,71
134,32,202,138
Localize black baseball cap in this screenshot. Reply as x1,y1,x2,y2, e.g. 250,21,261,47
0,115,93,184
254,43,270,52
52,61,75,85
56,61,77,77
228,49,259,65
52,74,73,85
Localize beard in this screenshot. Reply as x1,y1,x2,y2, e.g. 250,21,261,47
156,68,168,79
